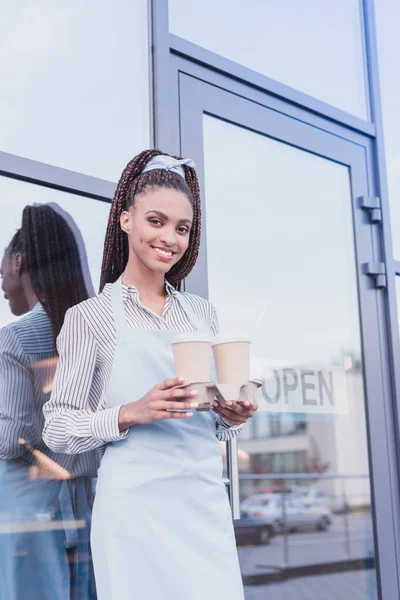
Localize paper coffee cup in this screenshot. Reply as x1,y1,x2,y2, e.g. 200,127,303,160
212,338,250,386
172,334,212,383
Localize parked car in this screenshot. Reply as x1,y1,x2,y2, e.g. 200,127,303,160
294,486,349,514
233,511,274,546
241,493,331,533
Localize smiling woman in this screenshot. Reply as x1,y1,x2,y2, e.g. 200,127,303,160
43,150,256,600
121,188,193,270
99,151,201,291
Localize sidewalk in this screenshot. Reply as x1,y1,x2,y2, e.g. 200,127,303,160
244,569,378,600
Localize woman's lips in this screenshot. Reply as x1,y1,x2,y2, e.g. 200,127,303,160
152,246,175,262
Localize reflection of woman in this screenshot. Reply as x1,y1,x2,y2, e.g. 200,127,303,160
43,150,258,599
0,204,97,599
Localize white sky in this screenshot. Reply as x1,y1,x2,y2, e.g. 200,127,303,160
169,0,368,119
0,1,150,181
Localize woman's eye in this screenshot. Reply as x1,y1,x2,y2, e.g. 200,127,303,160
149,218,162,226
177,226,190,234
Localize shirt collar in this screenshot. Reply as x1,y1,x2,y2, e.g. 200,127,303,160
122,280,178,299
31,301,45,314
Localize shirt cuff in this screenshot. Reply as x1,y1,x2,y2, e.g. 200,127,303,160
90,406,129,442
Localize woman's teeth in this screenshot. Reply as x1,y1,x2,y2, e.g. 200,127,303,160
154,247,173,257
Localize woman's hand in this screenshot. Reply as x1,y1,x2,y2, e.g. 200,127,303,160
118,377,198,430
212,399,258,426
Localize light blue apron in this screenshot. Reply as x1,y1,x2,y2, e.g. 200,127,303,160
91,278,244,599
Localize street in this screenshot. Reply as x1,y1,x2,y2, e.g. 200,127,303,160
239,513,377,598
238,513,374,572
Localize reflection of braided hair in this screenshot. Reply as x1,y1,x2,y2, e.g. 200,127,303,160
7,205,88,346
100,149,201,292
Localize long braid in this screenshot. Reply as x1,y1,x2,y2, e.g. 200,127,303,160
8,205,89,347
100,150,202,292
100,150,163,291
166,163,201,287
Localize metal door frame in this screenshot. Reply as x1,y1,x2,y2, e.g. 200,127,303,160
175,72,398,596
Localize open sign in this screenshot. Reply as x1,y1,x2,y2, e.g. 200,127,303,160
261,366,348,414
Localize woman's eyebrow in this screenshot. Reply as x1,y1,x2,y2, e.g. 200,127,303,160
145,210,168,219
145,210,192,224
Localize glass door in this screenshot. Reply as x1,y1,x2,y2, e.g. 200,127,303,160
177,73,395,599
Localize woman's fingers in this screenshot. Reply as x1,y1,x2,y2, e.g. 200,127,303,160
243,399,258,411
168,411,195,419
164,387,198,400
163,400,199,411
222,400,258,415
213,402,254,423
156,377,185,391
213,405,247,424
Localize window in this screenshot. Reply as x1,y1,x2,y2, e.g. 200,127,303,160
169,0,369,118
0,1,150,180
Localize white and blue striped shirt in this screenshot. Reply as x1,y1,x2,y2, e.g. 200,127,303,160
0,303,98,477
43,282,243,457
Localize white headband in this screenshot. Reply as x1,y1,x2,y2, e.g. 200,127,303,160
141,155,196,179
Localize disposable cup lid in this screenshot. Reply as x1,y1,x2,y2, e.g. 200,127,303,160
212,337,251,346
172,333,212,345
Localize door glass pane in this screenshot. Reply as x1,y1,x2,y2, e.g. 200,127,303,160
169,0,369,119
203,115,377,598
0,1,150,180
374,0,400,257
0,177,109,326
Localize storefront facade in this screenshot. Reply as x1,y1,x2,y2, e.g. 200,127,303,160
1,1,400,597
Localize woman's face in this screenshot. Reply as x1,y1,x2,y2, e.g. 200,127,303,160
0,251,28,316
120,186,193,276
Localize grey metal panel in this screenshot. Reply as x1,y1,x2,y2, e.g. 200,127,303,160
178,86,209,298
362,137,400,584
226,438,240,520
170,53,376,150
151,0,180,154
177,73,400,598
169,33,376,137
363,2,400,592
179,75,366,166
0,151,115,202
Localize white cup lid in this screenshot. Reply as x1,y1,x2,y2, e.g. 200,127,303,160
212,336,251,346
172,332,212,345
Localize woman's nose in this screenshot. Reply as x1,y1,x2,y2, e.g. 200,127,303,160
160,228,177,247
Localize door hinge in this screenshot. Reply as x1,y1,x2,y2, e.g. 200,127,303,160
360,196,382,223
365,262,387,288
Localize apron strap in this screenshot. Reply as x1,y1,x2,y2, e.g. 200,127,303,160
175,292,206,332
110,277,129,335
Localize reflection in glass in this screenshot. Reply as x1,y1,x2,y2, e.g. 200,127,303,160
0,203,99,598
375,0,400,257
169,0,369,118
0,1,150,180
203,115,377,597
0,176,110,328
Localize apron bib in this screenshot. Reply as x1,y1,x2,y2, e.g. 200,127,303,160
91,279,244,600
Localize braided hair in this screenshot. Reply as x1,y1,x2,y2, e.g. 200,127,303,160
6,204,88,346
100,149,201,292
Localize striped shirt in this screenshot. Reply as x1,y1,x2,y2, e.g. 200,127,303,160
43,282,243,458
0,303,98,478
